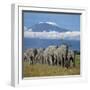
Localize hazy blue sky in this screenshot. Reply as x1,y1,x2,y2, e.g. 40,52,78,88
23,11,80,31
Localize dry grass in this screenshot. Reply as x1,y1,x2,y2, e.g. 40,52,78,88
23,55,80,77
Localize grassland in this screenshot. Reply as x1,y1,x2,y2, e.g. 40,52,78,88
23,55,80,77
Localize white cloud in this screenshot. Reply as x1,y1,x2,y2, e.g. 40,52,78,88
39,21,58,26
46,22,58,26
24,30,80,40
24,26,27,31
28,28,32,32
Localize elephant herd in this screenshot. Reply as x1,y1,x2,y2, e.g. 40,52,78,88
24,44,75,68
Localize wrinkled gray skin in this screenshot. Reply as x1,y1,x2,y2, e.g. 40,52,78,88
54,45,67,66
67,49,75,67
24,52,29,62
35,48,44,64
43,46,57,65
54,45,75,68
23,45,75,68
24,48,37,64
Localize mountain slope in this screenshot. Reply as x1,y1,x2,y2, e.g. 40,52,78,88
28,22,68,32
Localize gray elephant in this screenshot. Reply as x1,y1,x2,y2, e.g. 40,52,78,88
35,48,44,64
43,46,57,65
67,49,75,68
54,45,75,68
54,45,68,67
25,48,37,64
24,52,29,62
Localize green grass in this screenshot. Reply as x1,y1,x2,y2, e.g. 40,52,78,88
75,55,80,65
23,55,80,77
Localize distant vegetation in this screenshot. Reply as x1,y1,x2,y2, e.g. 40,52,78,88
74,50,80,55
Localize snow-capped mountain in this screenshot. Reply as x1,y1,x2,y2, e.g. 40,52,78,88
27,22,68,32
24,22,80,40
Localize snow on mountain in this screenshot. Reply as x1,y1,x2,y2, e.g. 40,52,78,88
27,22,68,32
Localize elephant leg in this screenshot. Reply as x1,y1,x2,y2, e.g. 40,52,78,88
68,59,70,67
59,57,62,66
45,58,47,64
47,59,50,65
24,56,27,62
40,57,42,64
65,59,69,69
70,59,73,67
49,59,51,65
54,57,58,65
56,56,58,65
62,58,64,67
29,57,31,64
54,58,57,65
58,60,61,66
47,56,51,65
45,57,47,64
52,55,54,65
43,57,45,64
70,56,75,67
30,56,33,64
35,57,37,64
50,57,53,65
56,56,59,65
42,56,44,64
65,60,69,68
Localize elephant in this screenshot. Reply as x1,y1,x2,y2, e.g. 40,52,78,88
23,52,29,62
25,48,37,64
54,45,68,67
43,45,57,65
67,49,75,67
35,48,45,64
54,45,75,68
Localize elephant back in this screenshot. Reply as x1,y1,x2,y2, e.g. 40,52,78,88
37,48,44,54
25,48,35,57
44,45,57,55
57,45,67,57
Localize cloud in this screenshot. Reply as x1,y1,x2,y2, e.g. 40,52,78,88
46,22,58,26
39,21,58,26
28,28,32,32
24,30,80,40
24,26,27,31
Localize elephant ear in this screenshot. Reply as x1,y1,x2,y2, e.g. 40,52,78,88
26,48,34,56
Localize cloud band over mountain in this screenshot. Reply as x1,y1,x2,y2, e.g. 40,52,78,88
24,30,80,40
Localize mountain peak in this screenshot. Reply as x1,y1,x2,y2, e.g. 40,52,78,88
28,22,68,32
39,22,58,26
